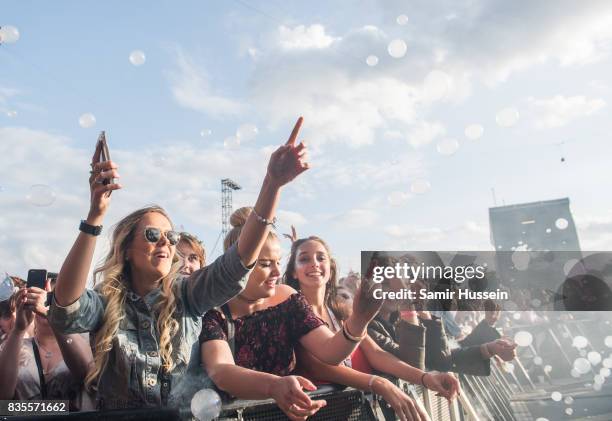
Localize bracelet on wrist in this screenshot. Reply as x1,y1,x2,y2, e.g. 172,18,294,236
368,375,378,392
420,372,430,389
251,208,277,229
342,322,366,343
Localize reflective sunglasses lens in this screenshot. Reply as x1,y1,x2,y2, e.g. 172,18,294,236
167,231,180,245
145,227,161,243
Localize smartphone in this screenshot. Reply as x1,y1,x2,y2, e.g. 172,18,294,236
97,131,114,186
27,269,47,289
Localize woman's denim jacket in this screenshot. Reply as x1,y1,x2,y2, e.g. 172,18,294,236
48,244,250,409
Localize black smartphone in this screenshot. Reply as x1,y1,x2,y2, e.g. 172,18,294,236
27,269,47,289
97,131,114,186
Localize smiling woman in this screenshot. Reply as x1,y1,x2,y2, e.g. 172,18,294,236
48,117,312,410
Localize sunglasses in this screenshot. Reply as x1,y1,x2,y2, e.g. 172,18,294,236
144,227,180,246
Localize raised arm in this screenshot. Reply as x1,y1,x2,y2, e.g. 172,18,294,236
236,117,309,267
201,340,325,421
54,141,121,306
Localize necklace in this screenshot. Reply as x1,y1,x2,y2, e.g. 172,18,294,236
35,338,54,359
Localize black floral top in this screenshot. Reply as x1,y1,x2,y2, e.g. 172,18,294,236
200,293,324,376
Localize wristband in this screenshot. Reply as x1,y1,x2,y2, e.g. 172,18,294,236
342,322,366,343
421,372,430,389
79,220,103,236
368,375,378,392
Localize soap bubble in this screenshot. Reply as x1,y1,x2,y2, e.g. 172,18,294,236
604,336,612,348
223,136,240,149
436,138,459,155
573,357,591,374
514,331,533,347
410,179,431,195
535,418,549,421
512,251,530,271
564,396,574,404
236,124,258,141
396,14,409,25
26,184,57,207
570,368,580,378
79,113,96,128
544,365,552,373
366,55,379,66
387,191,410,206
513,312,522,320
423,70,451,101
129,50,146,66
545,228,552,234
600,367,611,377
190,388,221,421
563,259,579,276
465,124,484,140
588,351,602,366
555,218,569,230
573,336,588,349
0,25,20,44
605,358,612,368
495,107,520,127
594,374,604,384
551,391,562,401
388,39,407,58
533,356,543,365
6,110,17,118
200,129,212,137
565,408,573,416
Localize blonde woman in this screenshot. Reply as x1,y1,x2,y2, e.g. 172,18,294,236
49,117,311,409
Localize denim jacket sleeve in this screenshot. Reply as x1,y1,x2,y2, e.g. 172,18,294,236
180,243,251,317
48,288,106,334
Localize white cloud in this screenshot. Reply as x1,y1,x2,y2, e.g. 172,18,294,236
527,95,606,129
168,49,245,117
0,126,284,278
277,24,339,50
277,209,307,227
406,121,446,148
332,208,379,229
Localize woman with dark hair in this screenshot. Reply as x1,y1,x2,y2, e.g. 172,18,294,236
0,280,93,410
49,117,311,409
200,208,384,421
285,237,460,420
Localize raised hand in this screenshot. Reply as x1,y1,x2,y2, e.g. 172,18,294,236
282,225,298,243
14,289,34,332
268,375,326,421
266,117,310,188
489,338,517,361
88,140,121,220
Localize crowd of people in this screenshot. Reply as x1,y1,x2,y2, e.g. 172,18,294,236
0,118,517,421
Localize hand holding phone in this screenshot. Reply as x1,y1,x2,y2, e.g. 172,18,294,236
27,269,47,289
97,131,114,186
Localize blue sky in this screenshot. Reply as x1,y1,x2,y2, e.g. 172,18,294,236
2,0,612,279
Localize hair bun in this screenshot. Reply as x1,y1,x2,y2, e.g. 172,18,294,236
230,207,253,228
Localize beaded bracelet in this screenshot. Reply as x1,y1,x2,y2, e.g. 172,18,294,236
252,208,277,228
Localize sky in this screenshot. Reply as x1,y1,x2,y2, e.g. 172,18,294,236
1,0,612,280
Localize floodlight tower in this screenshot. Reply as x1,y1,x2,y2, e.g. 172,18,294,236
221,178,241,237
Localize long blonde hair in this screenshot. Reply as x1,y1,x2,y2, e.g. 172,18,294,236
85,205,180,390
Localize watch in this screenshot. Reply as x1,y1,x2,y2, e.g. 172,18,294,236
79,220,103,236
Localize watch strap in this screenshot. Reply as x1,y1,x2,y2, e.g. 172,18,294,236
79,220,103,236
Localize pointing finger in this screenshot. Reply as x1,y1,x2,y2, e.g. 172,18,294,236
286,117,304,146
